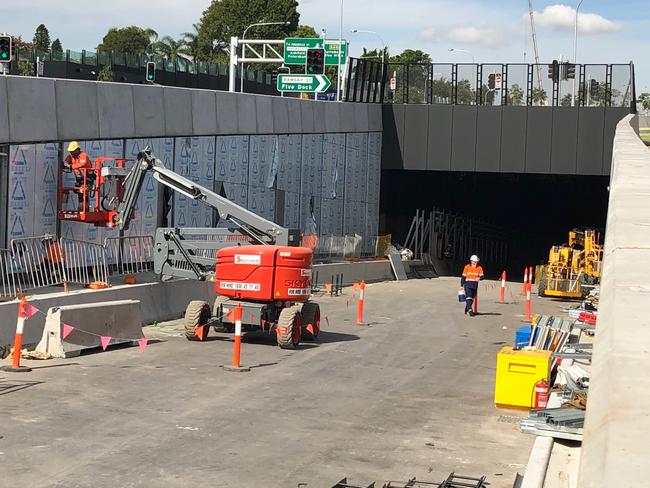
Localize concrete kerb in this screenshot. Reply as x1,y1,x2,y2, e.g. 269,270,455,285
521,436,554,488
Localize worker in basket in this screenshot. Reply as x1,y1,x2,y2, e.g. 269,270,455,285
64,141,96,211
460,254,484,317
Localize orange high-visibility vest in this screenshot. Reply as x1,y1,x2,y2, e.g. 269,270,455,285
65,151,92,171
462,264,484,282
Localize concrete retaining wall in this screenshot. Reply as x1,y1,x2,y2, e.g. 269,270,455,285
0,76,382,144
578,114,650,485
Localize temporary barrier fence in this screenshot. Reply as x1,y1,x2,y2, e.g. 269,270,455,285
10,235,67,292
60,238,110,286
0,248,21,300
104,236,155,275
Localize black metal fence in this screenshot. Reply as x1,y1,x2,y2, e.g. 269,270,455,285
345,58,636,109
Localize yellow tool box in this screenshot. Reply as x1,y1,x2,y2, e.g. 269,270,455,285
494,346,552,409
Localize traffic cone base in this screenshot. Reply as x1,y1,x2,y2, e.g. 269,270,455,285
0,365,32,373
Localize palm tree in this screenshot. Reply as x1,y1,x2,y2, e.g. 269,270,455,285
181,23,202,63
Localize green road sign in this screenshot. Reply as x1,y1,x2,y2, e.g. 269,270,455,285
277,74,331,93
284,38,348,65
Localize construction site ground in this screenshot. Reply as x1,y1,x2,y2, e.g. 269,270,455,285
0,277,565,488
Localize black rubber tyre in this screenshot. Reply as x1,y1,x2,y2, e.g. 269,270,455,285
538,272,548,298
276,305,302,349
212,296,233,333
184,300,211,341
300,302,320,341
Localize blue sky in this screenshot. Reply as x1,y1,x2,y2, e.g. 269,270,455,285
9,0,650,91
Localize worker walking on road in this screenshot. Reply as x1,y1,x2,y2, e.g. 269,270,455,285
461,255,484,316
64,141,95,211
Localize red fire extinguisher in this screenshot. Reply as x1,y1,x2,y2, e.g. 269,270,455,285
533,379,549,410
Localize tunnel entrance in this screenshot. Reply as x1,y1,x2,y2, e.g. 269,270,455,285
379,170,609,278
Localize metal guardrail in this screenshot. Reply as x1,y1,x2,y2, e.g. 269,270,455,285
60,238,110,285
10,235,66,291
104,236,155,275
0,249,21,299
345,58,636,110
313,234,382,261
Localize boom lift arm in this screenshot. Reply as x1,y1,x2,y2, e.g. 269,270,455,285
113,147,300,280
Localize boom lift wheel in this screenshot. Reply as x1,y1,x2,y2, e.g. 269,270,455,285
276,305,302,349
538,272,548,298
184,300,212,341
300,302,321,340
212,296,233,333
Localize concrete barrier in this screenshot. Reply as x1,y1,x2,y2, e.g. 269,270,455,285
0,278,216,350
36,300,142,358
577,114,650,485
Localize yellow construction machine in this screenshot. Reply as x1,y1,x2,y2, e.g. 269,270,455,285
538,229,603,299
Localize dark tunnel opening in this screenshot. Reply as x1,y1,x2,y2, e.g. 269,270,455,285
379,170,610,279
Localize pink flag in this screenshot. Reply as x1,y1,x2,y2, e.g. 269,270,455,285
100,335,111,351
62,323,74,339
137,338,148,352
26,304,39,318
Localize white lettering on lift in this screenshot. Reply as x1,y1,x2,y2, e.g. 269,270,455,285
301,268,312,277
279,251,292,257
234,254,261,265
220,281,261,291
287,288,310,296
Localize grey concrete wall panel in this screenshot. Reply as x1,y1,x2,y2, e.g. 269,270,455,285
340,103,356,133
354,102,369,132
162,87,193,137
300,100,315,133
500,107,527,173
550,108,579,175
525,108,553,173
451,106,477,171
577,108,605,175
132,85,165,138
324,102,341,132
216,135,249,185
271,96,289,134
368,104,382,132
403,105,429,170
286,98,303,133
215,91,238,134
313,101,326,133
380,104,405,169
426,105,453,171
7,77,57,143
255,95,274,134
276,134,302,192
475,107,502,172
55,80,99,141
301,134,324,199
235,93,257,134
97,83,135,139
322,134,346,199
602,108,630,175
0,77,8,143
190,90,217,136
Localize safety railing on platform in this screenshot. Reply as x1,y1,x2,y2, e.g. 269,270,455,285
313,234,384,262
104,236,155,275
0,249,21,300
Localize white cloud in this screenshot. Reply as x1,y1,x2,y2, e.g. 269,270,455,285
418,25,507,49
532,4,622,34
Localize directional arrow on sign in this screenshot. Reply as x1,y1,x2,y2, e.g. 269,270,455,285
277,74,332,93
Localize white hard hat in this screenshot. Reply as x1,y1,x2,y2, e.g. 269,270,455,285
470,255,479,262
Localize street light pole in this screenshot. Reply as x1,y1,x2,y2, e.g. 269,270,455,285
572,0,584,106
336,0,344,101
448,48,475,64
351,29,386,64
240,20,289,93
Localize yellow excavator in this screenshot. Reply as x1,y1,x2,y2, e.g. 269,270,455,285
538,229,603,299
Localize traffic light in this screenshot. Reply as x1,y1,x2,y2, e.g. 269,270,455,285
488,73,496,90
547,60,559,82
0,35,12,63
145,61,156,83
272,66,290,86
564,63,576,80
306,48,325,75
590,79,599,97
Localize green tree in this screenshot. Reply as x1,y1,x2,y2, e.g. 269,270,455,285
97,64,113,82
639,93,650,112
97,26,157,54
17,59,34,76
507,83,524,106
33,24,50,51
389,49,431,64
51,38,63,54
198,0,299,61
431,77,452,103
532,87,547,106
291,24,318,38
181,24,202,62
457,79,476,104
154,36,187,61
560,93,573,107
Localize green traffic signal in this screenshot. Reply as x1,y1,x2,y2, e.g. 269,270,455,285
1,53,7,59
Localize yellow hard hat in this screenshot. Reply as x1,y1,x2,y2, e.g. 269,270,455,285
67,141,80,152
